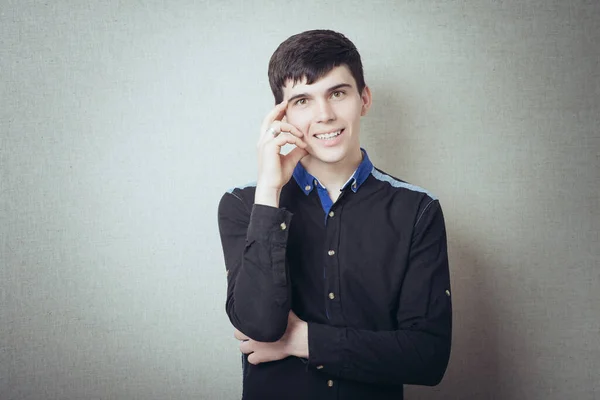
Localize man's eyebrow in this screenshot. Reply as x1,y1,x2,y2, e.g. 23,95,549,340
287,83,354,103
327,83,353,92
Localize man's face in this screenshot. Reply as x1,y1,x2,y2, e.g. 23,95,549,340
282,65,371,164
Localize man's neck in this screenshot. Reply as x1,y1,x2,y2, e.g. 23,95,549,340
300,147,364,193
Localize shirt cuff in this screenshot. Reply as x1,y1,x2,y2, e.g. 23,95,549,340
246,204,293,243
307,322,346,377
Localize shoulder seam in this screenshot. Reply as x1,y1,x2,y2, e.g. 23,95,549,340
227,191,244,203
414,199,438,228
370,167,437,200
224,190,251,214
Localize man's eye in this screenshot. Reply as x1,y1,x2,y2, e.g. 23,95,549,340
331,91,345,99
295,98,307,106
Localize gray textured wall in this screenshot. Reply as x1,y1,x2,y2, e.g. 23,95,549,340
1,1,598,399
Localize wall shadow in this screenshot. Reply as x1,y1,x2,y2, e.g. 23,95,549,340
365,80,505,399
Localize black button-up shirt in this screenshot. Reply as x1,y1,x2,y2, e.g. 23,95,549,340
217,149,452,400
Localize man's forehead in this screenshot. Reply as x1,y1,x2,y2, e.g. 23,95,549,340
283,66,354,93
283,76,308,89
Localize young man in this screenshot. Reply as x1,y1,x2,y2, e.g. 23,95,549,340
217,30,452,400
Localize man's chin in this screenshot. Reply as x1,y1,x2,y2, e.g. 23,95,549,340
305,149,346,165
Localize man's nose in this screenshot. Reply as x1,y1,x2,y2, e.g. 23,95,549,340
316,100,336,123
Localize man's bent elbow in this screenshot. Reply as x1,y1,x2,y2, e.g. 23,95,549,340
226,302,288,342
248,323,288,342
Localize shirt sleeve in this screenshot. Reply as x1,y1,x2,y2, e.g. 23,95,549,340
217,191,294,342
306,199,452,386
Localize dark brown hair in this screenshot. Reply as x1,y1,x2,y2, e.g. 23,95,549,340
268,30,366,104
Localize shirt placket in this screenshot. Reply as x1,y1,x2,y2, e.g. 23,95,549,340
323,194,344,326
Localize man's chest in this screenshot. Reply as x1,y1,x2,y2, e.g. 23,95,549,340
285,203,415,329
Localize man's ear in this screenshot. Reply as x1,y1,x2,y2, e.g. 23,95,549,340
360,86,372,116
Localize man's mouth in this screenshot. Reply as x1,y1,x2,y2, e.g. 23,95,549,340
314,129,344,140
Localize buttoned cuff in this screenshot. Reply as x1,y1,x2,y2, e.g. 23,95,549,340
307,322,347,377
247,204,293,243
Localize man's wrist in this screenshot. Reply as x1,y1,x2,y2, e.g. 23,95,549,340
287,321,309,359
255,185,281,208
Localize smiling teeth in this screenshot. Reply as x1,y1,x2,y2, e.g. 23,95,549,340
316,130,341,140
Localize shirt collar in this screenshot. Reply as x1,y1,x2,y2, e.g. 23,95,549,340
292,148,373,195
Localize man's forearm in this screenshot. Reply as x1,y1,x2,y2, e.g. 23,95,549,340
306,322,451,386
219,193,293,342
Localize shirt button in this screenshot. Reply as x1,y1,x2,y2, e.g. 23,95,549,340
329,211,335,217
445,289,451,297
328,250,335,256
316,365,324,370
305,185,311,191
327,380,334,387
328,292,335,300
280,222,287,230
